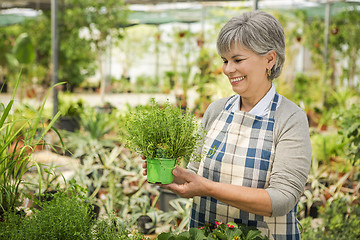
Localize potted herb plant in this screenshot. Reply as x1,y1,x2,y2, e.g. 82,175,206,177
124,99,204,184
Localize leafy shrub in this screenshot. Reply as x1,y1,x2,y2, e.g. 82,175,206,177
93,214,147,240
338,103,360,166
0,211,24,240
0,184,93,240
300,197,360,240
0,182,148,240
158,220,268,240
310,132,346,163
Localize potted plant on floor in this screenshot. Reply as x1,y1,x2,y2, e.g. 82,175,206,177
124,99,204,184
131,193,160,235
58,98,85,132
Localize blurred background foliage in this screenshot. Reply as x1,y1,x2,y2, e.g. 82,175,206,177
0,1,359,238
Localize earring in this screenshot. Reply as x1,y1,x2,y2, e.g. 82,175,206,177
266,68,271,78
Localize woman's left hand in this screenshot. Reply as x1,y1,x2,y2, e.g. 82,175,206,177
160,166,211,198
161,166,273,216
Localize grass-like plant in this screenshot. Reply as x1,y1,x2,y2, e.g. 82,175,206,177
124,99,204,163
0,73,63,217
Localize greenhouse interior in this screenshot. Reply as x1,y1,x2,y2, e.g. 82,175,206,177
0,0,359,239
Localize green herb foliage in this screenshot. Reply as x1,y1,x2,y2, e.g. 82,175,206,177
124,99,204,162
93,213,147,240
0,181,148,240
0,182,93,240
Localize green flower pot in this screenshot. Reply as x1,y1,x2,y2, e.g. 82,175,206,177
147,158,176,184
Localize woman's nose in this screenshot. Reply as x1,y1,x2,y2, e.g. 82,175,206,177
224,62,236,74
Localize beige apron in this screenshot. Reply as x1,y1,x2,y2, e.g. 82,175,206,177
190,93,301,240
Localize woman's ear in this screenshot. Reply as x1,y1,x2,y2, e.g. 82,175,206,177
266,51,277,68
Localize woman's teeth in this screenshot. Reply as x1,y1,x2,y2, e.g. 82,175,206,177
230,76,245,82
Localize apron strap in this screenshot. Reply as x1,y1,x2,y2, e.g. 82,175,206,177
224,95,239,111
225,93,279,119
267,92,279,119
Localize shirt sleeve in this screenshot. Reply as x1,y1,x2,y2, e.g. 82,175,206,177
266,109,312,217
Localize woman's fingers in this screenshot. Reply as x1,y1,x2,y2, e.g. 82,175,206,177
161,166,211,198
142,157,147,176
161,167,196,197
172,166,195,182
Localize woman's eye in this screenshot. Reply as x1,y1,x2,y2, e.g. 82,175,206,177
222,60,228,64
235,59,243,63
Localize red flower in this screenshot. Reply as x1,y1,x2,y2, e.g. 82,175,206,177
214,220,223,228
227,224,235,229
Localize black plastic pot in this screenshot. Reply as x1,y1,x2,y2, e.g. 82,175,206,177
58,116,80,132
90,203,100,220
137,215,154,234
305,200,323,218
0,82,7,93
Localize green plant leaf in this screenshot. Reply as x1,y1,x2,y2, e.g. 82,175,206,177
212,230,227,240
188,228,205,240
12,33,35,64
0,100,13,128
245,230,262,240
158,232,173,240
5,53,19,67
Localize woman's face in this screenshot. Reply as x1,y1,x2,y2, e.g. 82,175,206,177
221,43,272,99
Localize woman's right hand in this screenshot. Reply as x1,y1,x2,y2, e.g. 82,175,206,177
141,155,147,176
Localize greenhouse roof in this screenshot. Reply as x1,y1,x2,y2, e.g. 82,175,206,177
0,0,314,10
1,0,360,27
0,12,35,26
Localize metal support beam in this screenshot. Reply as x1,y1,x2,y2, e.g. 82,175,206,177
51,0,59,117
322,1,331,103
324,1,330,68
253,0,259,10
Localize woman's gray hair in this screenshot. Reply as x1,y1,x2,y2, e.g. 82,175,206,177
217,11,285,80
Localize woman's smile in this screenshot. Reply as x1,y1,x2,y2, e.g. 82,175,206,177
230,76,246,84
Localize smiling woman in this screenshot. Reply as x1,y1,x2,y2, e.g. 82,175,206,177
143,10,312,240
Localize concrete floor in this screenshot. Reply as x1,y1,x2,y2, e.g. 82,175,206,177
0,90,198,111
